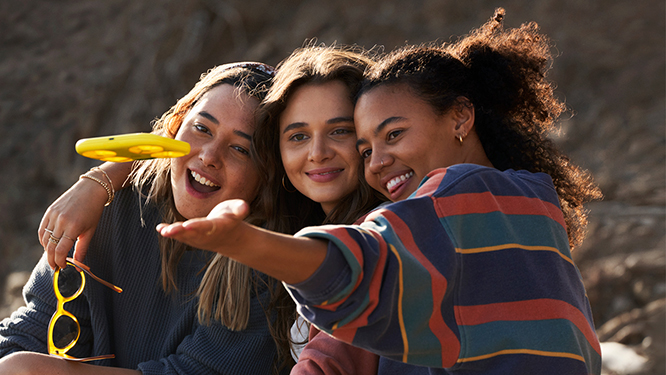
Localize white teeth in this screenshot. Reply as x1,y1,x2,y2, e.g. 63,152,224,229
386,171,414,190
319,169,343,176
191,171,220,187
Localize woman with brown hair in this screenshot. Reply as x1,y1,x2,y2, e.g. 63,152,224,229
0,62,295,374
251,44,385,374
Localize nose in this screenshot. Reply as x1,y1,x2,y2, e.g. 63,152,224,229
367,149,390,174
308,134,334,163
199,140,224,169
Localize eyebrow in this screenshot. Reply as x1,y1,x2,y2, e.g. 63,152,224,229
198,111,219,125
355,116,404,150
282,116,354,134
198,111,252,141
234,130,252,141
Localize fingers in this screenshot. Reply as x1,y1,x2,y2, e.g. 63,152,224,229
207,199,249,220
44,229,77,269
156,222,184,237
73,233,93,263
38,216,49,248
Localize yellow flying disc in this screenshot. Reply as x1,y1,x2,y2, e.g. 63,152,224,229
75,133,190,162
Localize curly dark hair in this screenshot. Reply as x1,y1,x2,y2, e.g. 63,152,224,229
360,8,602,248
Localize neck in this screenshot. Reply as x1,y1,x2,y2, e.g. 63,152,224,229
461,133,494,168
320,203,333,216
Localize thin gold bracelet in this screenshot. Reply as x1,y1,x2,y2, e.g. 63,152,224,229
80,174,113,206
90,167,114,203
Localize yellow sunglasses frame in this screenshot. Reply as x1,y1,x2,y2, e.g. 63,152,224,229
47,257,122,361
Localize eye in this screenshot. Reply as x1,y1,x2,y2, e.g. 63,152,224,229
194,123,212,135
288,133,309,142
232,145,250,156
387,129,403,140
331,127,354,136
359,148,372,159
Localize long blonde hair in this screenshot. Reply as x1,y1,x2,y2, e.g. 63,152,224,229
129,63,296,372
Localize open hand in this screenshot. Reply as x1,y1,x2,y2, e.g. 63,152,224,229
156,199,250,253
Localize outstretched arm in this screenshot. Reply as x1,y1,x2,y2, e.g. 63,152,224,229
38,161,133,269
156,199,328,285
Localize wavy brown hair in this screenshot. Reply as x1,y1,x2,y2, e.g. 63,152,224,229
252,44,385,235
129,63,295,374
360,8,602,248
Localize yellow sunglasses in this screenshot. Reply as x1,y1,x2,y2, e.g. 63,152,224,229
47,257,123,361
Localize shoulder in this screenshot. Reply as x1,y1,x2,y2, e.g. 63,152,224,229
415,165,558,202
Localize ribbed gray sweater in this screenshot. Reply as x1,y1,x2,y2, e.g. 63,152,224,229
0,188,282,374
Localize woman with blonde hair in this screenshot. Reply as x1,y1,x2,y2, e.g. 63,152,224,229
0,62,295,374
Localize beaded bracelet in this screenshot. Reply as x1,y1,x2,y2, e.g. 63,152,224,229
80,172,114,206
91,166,114,202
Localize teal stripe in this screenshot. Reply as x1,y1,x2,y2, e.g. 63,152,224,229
335,293,370,328
460,318,600,367
298,229,363,304
377,216,445,367
443,212,571,258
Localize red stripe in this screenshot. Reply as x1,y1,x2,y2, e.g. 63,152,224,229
433,192,566,230
382,210,460,367
330,227,389,343
310,228,365,312
454,299,601,356
414,168,447,198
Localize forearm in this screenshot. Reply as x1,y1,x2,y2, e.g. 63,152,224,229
218,221,328,285
157,200,329,284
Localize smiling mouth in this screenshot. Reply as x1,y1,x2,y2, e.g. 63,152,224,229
386,171,414,193
306,169,343,176
189,170,220,193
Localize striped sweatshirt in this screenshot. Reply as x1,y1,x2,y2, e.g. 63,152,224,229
287,164,601,374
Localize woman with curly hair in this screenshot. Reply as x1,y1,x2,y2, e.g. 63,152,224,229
159,9,603,374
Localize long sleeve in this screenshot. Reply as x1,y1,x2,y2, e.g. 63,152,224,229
287,165,602,374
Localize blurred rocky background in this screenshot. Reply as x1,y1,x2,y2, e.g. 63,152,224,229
0,0,663,373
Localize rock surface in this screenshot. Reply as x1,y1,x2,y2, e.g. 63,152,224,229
1,0,664,373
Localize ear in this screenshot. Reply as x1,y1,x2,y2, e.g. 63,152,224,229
451,97,475,137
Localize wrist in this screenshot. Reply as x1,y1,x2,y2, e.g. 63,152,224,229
80,167,115,206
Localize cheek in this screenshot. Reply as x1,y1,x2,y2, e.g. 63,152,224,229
279,145,302,181
364,167,381,192
229,166,261,201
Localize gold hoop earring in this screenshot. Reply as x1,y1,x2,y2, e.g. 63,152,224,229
456,134,464,145
281,175,297,193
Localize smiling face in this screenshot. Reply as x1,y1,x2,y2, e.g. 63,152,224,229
170,84,261,219
279,81,360,214
355,84,465,202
